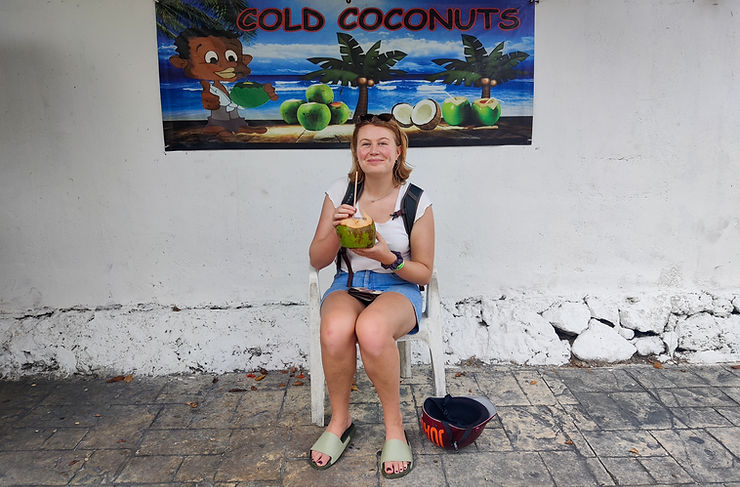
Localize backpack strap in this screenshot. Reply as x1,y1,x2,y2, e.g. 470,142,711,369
401,183,423,237
336,179,364,285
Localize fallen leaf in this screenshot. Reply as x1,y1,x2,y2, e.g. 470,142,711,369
280,383,286,387
260,368,268,375
246,373,256,378
629,448,640,455
731,365,740,370
228,388,247,393
297,373,305,379
123,375,133,383
250,386,257,391
652,361,663,369
455,372,465,377
294,381,304,386
281,370,288,374
290,366,297,373
172,305,181,312
106,376,125,383
530,380,538,385
74,421,80,425
212,377,219,383
94,414,101,418
69,459,80,466
351,384,358,391
565,440,573,445
186,401,198,408
118,439,126,443
255,374,266,382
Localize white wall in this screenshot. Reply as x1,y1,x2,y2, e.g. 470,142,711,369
1,0,738,376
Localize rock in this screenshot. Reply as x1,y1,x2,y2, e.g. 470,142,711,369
632,336,665,356
733,296,740,313
616,326,635,340
619,295,671,334
670,292,713,315
711,295,734,318
571,321,636,362
675,313,721,351
541,301,591,335
662,330,679,355
445,298,571,366
585,295,620,326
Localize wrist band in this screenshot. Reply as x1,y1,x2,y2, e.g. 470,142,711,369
382,250,404,271
393,261,405,272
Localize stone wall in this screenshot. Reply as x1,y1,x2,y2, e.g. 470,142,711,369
2,291,737,379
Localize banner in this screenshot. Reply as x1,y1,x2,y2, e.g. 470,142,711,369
156,0,534,150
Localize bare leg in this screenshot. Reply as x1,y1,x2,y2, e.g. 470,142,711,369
355,292,417,476
311,291,364,467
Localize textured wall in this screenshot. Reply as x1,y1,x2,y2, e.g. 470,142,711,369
1,0,738,376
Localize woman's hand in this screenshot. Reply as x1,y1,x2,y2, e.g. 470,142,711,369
352,233,395,266
332,204,357,226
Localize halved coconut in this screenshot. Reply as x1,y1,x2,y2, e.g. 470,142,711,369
391,103,413,128
411,99,442,130
336,216,376,248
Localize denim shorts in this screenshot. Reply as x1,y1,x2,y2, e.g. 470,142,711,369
322,270,422,334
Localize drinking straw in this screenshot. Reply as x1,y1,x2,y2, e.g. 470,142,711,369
353,171,358,209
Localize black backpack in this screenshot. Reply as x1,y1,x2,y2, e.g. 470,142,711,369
336,180,424,285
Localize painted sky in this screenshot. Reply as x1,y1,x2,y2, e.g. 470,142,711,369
157,0,534,76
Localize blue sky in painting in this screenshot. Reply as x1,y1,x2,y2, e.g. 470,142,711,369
157,0,535,77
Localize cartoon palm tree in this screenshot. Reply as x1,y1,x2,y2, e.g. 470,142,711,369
304,33,407,120
427,34,529,98
155,0,256,41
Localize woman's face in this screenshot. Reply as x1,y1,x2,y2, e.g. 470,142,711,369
355,124,401,176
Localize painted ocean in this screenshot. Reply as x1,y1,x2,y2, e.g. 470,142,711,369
160,74,533,121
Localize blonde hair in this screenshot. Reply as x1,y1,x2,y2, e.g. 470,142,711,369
348,115,411,184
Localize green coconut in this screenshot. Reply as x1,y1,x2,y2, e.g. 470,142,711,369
336,216,376,248
230,81,270,108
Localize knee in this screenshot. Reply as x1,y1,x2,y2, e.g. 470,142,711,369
320,317,356,357
356,318,395,360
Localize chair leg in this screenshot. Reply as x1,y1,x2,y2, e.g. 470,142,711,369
428,331,446,398
398,341,412,379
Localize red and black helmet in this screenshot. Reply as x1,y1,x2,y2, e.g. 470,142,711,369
421,395,497,451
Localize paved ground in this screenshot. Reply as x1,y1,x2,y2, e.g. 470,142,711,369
1,362,739,487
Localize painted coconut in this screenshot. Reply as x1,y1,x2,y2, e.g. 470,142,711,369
391,102,414,128
411,99,442,130
336,216,376,248
472,97,502,126
297,102,331,131
441,96,471,126
329,101,351,125
305,83,334,104
230,81,270,108
280,99,304,124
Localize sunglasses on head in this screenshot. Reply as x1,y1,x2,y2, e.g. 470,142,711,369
358,113,393,122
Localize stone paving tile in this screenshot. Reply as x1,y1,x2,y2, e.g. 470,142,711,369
78,404,160,449
599,456,654,485
546,368,644,394
175,454,225,483
69,449,131,485
690,366,740,387
497,405,570,451
668,406,735,428
443,451,554,486
539,450,598,487
41,427,88,449
540,371,580,405
0,449,86,485
574,391,681,430
216,428,286,482
583,429,668,457
706,426,740,457
115,455,183,483
716,406,740,425
379,454,446,487
625,366,712,389
651,428,740,483
475,372,530,406
638,455,695,484
283,454,378,487
654,387,738,408
137,428,231,455
722,387,740,403
513,369,559,405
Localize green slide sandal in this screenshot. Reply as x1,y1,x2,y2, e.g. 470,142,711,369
309,423,356,470
380,434,413,479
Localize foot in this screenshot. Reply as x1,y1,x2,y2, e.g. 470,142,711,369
382,433,411,477
311,418,353,468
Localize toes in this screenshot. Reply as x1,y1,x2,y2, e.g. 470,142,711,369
385,461,408,474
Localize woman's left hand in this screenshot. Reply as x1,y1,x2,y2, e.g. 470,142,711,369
352,232,395,266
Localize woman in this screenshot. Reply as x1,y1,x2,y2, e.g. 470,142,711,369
308,114,434,479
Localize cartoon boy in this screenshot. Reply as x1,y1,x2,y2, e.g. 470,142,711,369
170,28,278,135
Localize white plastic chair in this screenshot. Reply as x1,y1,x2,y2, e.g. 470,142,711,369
308,265,446,426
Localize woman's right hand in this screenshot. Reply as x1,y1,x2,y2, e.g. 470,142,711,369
332,204,357,226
